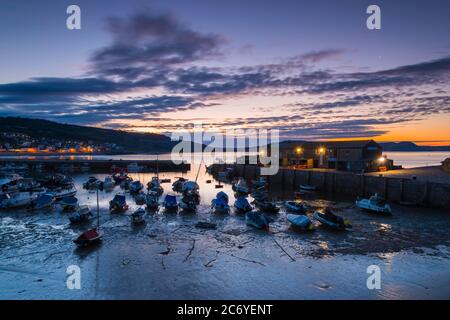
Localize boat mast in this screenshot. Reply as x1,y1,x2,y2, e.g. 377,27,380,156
96,187,100,230
195,158,203,183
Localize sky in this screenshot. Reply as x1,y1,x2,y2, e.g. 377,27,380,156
0,0,449,145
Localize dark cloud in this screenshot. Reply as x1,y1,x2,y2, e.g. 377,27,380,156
90,11,226,78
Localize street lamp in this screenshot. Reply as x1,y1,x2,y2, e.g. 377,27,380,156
295,147,302,155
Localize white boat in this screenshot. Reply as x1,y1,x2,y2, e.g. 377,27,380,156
0,192,38,209
355,193,392,214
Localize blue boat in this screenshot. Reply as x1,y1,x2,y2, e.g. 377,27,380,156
109,194,128,212
313,209,351,231
287,214,315,231
163,194,178,211
211,196,230,214
60,196,78,211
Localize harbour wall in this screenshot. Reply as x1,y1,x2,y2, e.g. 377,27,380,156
0,159,190,173
213,164,450,210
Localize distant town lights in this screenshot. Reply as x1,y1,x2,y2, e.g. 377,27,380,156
295,147,303,154
318,147,325,154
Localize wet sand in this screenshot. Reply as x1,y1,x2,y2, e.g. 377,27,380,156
1,170,449,299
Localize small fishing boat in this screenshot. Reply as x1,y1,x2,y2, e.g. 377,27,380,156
48,185,77,200
251,187,268,202
234,197,253,214
127,162,143,173
172,177,187,192
145,191,159,210
313,208,351,231
284,201,308,214
182,181,199,194
245,211,272,230
73,228,102,246
103,176,114,191
69,205,93,224
29,193,54,210
130,208,147,224
254,200,279,213
300,184,317,192
148,177,164,196
211,197,230,214
109,194,128,213
59,196,79,212
215,191,229,203
120,178,132,191
252,176,267,189
83,177,102,190
232,179,249,195
287,214,315,231
179,196,197,213
355,193,392,215
163,194,178,211
129,181,144,194
134,191,146,205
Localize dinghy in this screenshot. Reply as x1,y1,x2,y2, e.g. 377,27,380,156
29,193,54,210
163,194,178,211
251,187,268,202
313,208,351,231
130,181,144,194
0,192,38,209
109,194,128,213
73,228,102,246
130,208,147,224
245,211,272,230
234,197,252,214
355,193,392,215
60,196,79,211
287,214,315,231
69,205,93,224
284,201,308,214
48,185,77,200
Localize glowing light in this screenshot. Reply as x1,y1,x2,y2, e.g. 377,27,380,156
378,156,386,163
295,147,303,154
318,147,325,154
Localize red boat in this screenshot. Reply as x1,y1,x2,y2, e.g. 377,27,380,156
73,228,102,246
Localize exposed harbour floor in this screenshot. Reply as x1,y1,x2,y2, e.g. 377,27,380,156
0,171,449,299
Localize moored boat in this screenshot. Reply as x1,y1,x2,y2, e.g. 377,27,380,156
130,208,147,224
59,196,79,211
355,193,392,215
130,180,144,194
29,193,54,210
69,205,93,224
245,211,272,230
0,192,38,209
232,179,249,195
287,214,315,231
109,194,129,213
254,200,279,213
313,208,351,231
163,194,178,211
284,201,308,214
145,191,160,210
134,191,146,205
234,197,252,214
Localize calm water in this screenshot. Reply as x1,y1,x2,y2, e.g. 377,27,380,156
1,151,448,169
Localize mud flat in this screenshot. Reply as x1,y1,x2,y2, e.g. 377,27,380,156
0,172,449,299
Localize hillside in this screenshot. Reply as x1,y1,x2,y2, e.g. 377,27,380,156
0,117,176,153
380,142,450,152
